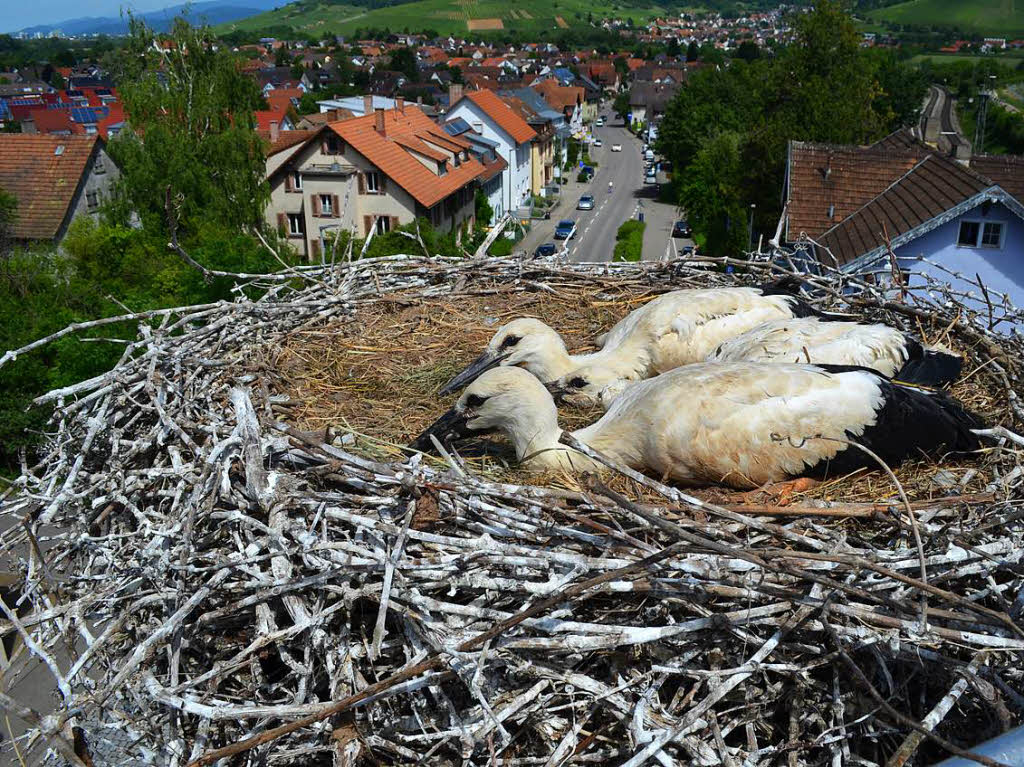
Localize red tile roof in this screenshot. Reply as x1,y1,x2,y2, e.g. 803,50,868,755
785,141,924,240
26,109,81,135
532,80,583,114
459,89,536,145
818,154,991,265
255,109,290,131
266,88,304,113
330,107,485,208
970,154,1024,201
0,134,99,240
261,127,318,156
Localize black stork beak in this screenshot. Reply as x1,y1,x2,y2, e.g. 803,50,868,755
439,351,509,396
544,380,567,404
409,406,473,453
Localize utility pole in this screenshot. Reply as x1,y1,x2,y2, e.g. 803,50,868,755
747,203,756,252
975,74,997,151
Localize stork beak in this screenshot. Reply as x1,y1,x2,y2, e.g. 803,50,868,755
409,406,472,453
439,352,509,396
544,380,567,404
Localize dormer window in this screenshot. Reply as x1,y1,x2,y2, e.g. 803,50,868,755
438,161,448,176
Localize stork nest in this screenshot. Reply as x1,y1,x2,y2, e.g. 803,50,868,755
2,253,1024,767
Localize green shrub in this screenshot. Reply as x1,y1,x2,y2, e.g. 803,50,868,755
576,170,591,183
612,219,645,262
488,237,514,257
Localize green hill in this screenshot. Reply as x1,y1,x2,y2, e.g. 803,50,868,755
867,0,1024,37
219,0,672,37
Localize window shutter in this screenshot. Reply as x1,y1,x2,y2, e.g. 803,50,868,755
363,215,372,236
285,173,294,192
380,175,387,193
312,195,321,217
358,174,366,194
277,213,287,231
332,195,340,217
391,216,399,231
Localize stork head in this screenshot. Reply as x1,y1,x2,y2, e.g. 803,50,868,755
413,367,560,460
551,363,638,409
439,318,569,396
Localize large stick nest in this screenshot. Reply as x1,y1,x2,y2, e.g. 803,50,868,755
2,254,1024,767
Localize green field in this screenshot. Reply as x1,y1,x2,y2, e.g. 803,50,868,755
908,52,1024,65
220,0,672,36
867,0,1024,38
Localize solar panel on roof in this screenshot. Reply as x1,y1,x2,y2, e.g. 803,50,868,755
443,117,471,135
72,107,98,123
10,98,43,106
66,89,83,97
94,89,111,96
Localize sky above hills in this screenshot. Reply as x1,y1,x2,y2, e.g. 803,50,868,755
3,0,176,34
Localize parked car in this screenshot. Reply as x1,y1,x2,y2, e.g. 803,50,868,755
644,149,655,162
592,138,603,147
533,243,557,258
577,194,595,211
554,220,577,240
611,144,622,152
680,244,696,256
595,118,604,127
644,169,657,185
672,220,692,238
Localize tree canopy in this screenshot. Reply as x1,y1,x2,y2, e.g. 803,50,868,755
108,16,269,237
656,1,928,255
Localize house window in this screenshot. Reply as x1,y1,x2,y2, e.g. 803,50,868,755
94,156,105,174
325,134,341,154
375,217,392,235
366,171,382,193
86,189,100,212
957,221,981,247
292,171,302,190
288,213,304,236
981,222,1004,248
958,220,1005,248
319,194,333,216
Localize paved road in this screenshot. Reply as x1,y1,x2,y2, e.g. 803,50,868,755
518,118,691,262
564,122,646,262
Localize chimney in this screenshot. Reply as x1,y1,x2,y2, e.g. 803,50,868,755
269,119,279,143
363,94,373,115
417,95,423,106
396,95,405,113
375,108,386,135
449,83,463,107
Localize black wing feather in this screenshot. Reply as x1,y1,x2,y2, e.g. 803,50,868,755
893,337,963,387
806,378,982,479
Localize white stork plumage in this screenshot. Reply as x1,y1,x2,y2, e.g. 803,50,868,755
439,285,829,395
557,317,965,410
708,317,962,384
413,364,982,489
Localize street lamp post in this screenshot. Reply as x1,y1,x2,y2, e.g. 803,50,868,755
747,203,756,252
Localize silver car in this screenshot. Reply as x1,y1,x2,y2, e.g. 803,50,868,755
577,194,595,210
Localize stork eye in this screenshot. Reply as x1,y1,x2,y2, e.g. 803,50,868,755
466,394,488,409
569,377,587,389
500,335,521,349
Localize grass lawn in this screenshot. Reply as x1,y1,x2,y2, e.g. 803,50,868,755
220,0,673,36
868,0,1024,38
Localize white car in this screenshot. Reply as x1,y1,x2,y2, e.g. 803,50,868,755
592,138,603,147
611,143,622,152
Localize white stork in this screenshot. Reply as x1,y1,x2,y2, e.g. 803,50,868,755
414,364,982,489
439,285,831,395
